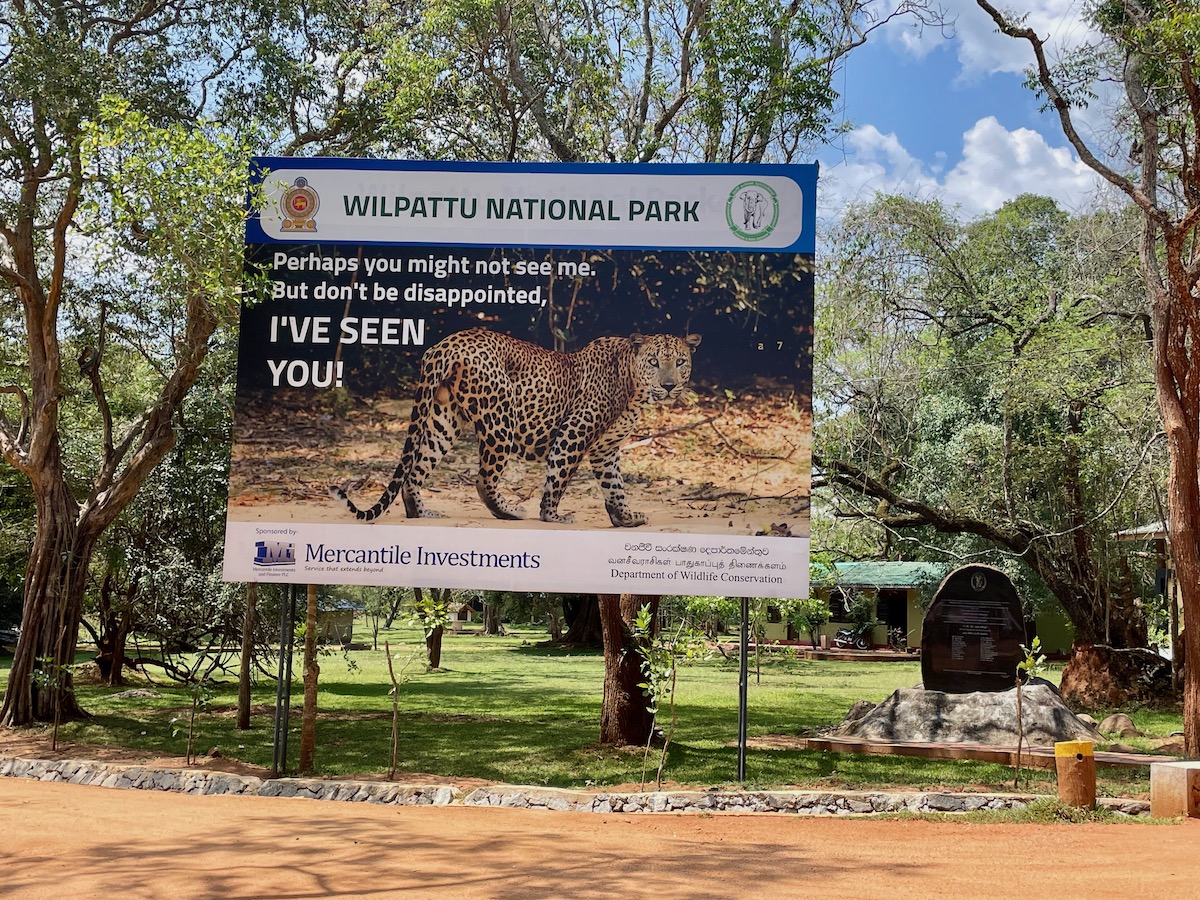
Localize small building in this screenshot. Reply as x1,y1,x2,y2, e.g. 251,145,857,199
450,598,481,633
770,561,1076,654
316,597,364,646
827,561,945,649
759,561,941,647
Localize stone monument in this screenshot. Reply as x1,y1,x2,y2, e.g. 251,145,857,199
921,564,1025,693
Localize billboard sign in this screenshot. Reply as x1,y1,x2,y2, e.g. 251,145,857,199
222,159,815,598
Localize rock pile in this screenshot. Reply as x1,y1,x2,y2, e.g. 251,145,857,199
834,685,1105,746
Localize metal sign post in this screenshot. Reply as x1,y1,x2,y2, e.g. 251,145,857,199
738,596,749,782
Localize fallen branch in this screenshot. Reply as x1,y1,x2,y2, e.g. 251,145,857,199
682,489,800,503
708,421,795,461
623,409,726,449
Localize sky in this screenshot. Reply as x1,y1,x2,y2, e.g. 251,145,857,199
817,0,1114,220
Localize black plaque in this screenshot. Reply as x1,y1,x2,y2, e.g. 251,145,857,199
921,565,1024,693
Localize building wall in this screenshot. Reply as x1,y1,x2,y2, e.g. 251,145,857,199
906,591,924,648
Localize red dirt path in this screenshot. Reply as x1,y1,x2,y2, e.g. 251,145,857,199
2,778,1197,899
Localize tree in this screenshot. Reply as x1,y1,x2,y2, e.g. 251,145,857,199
237,583,257,731
973,0,1200,754
599,594,660,745
631,604,709,789
409,587,453,670
680,595,740,639
816,194,1161,660
83,343,239,687
299,583,319,773
413,0,945,164
558,594,604,647
790,597,830,648
361,587,411,648
0,2,267,725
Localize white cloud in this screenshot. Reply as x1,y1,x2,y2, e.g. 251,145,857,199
944,116,1100,210
819,125,940,204
819,116,1103,218
886,0,1097,79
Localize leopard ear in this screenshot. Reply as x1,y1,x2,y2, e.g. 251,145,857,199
629,333,648,347
684,333,702,349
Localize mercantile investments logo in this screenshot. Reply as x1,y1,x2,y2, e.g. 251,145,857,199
254,540,297,567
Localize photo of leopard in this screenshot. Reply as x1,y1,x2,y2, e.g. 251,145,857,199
330,329,701,527
226,244,811,539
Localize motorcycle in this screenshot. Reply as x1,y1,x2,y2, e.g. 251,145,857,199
832,624,872,651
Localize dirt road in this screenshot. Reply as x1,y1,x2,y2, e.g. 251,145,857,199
2,779,1197,899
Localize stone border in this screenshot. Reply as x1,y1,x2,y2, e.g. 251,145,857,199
0,755,1150,817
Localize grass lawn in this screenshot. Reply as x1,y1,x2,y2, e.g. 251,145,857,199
0,626,1181,797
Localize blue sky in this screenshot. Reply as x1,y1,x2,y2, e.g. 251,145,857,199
817,0,1109,219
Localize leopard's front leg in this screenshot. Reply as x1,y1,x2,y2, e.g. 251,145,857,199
539,428,592,523
591,446,645,527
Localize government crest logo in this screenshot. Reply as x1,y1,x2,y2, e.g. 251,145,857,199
725,181,779,242
280,177,319,232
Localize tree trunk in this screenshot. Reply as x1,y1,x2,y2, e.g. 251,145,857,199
1150,228,1200,755
384,590,406,629
482,601,502,635
94,569,133,687
237,583,257,731
426,625,444,670
298,583,319,773
1,482,93,726
107,610,131,688
1160,370,1200,755
598,593,659,746
559,594,603,646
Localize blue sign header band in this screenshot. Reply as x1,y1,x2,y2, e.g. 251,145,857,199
248,157,818,254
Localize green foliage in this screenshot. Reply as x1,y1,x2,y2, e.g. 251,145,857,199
788,597,831,646
632,605,709,717
1013,636,1049,789
407,594,454,639
1018,636,1048,681
816,194,1159,645
0,470,31,627
364,0,942,164
843,592,878,630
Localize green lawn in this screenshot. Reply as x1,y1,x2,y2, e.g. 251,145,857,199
0,627,1180,797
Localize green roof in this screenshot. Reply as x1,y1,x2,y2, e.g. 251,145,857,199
833,561,946,590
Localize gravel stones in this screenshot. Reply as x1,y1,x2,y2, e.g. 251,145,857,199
0,754,1149,817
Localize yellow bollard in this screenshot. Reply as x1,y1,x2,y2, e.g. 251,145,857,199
1054,740,1096,809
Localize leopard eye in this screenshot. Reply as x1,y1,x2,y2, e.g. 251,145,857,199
648,356,659,367
677,357,687,366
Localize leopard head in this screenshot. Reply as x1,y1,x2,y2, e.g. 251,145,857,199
629,333,702,402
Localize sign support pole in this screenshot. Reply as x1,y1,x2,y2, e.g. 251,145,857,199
271,583,297,777
738,596,749,782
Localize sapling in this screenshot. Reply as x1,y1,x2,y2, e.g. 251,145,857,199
632,605,709,790
31,655,74,751
1014,636,1047,789
171,677,215,766
383,640,424,780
